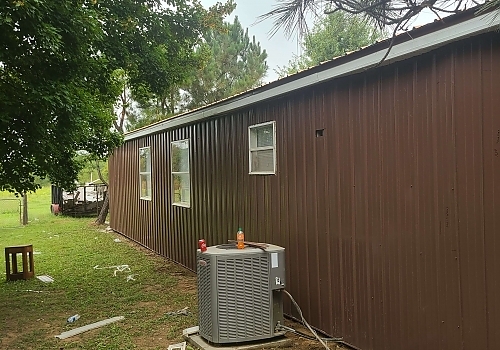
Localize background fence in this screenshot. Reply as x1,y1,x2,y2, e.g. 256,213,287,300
0,198,22,228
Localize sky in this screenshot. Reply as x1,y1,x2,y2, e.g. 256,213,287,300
199,0,440,82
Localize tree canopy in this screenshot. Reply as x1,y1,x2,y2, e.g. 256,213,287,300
127,15,268,131
184,16,268,110
276,11,382,77
0,0,233,194
260,0,497,39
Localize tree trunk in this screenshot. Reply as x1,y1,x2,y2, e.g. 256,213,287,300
22,193,28,225
94,160,109,225
95,192,109,225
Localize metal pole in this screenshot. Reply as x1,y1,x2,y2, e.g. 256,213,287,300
84,186,87,215
19,199,22,225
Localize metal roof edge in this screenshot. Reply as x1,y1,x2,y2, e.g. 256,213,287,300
125,12,499,141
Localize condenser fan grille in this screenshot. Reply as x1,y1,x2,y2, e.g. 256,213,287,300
216,255,271,340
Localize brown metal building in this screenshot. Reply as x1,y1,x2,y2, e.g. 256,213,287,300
109,9,500,350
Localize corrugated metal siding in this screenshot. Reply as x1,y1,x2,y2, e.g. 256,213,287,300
109,33,500,350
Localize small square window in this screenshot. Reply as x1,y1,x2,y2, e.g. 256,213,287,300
171,139,190,207
249,121,276,174
139,147,151,200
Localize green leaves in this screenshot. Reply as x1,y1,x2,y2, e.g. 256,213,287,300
276,12,382,78
0,0,235,194
305,12,382,64
183,16,268,110
0,0,120,194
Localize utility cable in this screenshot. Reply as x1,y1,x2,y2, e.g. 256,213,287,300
279,324,343,343
283,289,331,350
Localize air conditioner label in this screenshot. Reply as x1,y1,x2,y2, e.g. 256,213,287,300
271,253,278,268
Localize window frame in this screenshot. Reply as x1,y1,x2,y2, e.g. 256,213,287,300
171,138,191,208
248,121,277,175
138,146,152,201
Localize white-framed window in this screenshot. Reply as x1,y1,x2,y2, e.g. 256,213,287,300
249,121,276,174
139,146,152,200
171,139,190,207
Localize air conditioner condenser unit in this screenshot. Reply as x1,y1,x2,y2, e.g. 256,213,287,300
197,244,286,344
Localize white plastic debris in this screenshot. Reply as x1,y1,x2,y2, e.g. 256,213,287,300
167,341,186,350
36,275,54,283
55,316,124,339
67,314,80,323
112,265,130,276
93,265,131,277
182,326,199,336
113,238,121,243
126,274,137,282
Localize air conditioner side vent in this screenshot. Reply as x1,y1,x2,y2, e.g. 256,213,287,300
197,255,212,340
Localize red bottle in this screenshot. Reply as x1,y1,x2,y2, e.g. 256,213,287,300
198,239,207,252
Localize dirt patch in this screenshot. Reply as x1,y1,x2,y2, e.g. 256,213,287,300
175,276,197,294
1,317,64,348
1,332,17,349
135,300,160,309
134,327,184,350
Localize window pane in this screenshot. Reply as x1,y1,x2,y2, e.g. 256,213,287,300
140,174,151,198
172,173,190,205
256,125,274,147
251,150,274,172
139,148,150,173
172,141,189,172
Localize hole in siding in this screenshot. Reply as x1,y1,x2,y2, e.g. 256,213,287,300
316,129,324,137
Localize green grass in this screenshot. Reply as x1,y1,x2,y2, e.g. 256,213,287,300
0,188,198,350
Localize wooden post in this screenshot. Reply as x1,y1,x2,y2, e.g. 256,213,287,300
22,193,28,225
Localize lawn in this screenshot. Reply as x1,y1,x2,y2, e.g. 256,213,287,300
0,187,198,350
0,187,335,350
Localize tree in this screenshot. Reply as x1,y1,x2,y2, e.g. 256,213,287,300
126,15,268,130
0,0,234,195
260,0,497,40
112,70,133,134
92,0,235,223
0,0,122,194
184,16,268,110
126,85,184,131
276,11,382,77
77,154,108,184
